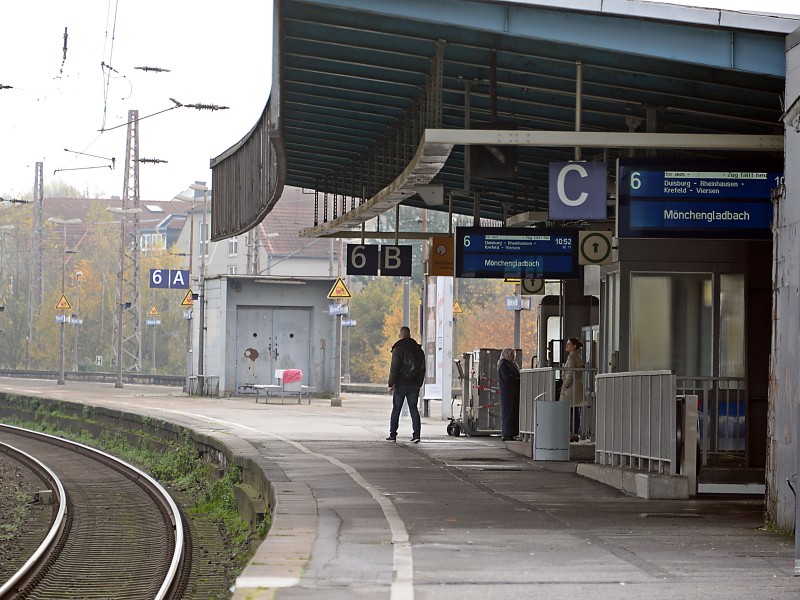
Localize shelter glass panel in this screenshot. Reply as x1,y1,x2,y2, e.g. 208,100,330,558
630,273,712,376
546,316,562,366
601,271,620,373
719,273,745,383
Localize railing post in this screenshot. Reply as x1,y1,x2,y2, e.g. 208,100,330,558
682,394,698,495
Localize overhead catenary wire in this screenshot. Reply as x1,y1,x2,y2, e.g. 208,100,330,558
99,0,121,132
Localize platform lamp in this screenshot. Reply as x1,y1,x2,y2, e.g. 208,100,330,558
174,192,196,393
107,207,143,388
0,224,14,283
0,225,13,328
48,217,81,385
73,270,83,371
189,183,209,386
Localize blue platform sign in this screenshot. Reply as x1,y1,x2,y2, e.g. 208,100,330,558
455,227,579,279
617,160,782,239
548,162,607,220
150,269,190,289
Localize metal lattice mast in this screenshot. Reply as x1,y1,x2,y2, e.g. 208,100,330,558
113,109,142,372
25,162,44,368
34,162,44,305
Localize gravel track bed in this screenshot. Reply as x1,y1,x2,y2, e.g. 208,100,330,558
0,450,244,599
0,455,54,583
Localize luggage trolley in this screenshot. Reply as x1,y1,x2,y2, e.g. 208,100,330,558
447,348,512,437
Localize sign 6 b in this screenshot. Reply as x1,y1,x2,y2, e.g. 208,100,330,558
347,244,379,275
347,244,412,277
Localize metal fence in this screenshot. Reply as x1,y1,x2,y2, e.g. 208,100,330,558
519,368,557,442
595,370,677,475
519,367,596,441
676,376,746,466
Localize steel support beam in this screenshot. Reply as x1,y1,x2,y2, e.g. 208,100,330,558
299,129,782,238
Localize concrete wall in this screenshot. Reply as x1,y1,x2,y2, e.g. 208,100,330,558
260,255,334,278
768,27,800,531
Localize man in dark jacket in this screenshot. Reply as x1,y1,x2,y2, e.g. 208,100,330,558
386,326,425,443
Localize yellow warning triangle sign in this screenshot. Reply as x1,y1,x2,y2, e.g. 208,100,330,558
56,295,71,310
148,305,160,316
181,289,194,306
327,277,352,299
453,300,464,314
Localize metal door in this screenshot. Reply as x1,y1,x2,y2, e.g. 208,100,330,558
235,307,273,387
271,308,311,380
235,307,312,388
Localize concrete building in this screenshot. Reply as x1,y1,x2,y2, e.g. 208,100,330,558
176,185,341,396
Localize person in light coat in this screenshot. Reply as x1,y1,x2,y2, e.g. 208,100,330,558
559,338,585,439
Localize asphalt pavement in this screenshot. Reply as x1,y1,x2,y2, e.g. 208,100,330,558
0,377,797,600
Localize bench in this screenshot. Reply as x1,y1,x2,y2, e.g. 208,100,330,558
239,369,314,405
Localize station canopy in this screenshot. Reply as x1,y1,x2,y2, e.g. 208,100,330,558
210,0,798,241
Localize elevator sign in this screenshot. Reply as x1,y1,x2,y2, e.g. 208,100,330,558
617,159,782,239
455,227,579,279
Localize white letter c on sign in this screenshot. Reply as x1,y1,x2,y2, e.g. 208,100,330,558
557,163,589,207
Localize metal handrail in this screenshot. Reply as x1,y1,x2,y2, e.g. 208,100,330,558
519,367,597,442
676,376,747,466
595,370,677,475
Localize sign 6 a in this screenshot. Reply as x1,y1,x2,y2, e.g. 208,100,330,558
150,269,190,289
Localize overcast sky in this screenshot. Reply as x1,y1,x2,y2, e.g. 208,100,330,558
1,0,272,200
1,1,798,201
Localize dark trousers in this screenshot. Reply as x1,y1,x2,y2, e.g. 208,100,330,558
390,384,421,439
571,406,582,437
500,397,519,438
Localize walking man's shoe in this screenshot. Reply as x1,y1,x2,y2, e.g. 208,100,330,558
410,437,421,443
386,436,397,442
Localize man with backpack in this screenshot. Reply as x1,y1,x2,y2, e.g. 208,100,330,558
386,326,426,443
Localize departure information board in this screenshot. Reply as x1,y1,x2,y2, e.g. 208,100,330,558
617,159,782,239
455,227,579,279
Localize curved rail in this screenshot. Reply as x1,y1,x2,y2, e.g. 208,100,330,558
0,441,67,598
0,424,185,600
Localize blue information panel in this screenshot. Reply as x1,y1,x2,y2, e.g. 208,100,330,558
150,269,190,289
617,159,782,239
455,227,579,279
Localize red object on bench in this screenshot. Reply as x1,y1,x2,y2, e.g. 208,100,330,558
282,369,302,383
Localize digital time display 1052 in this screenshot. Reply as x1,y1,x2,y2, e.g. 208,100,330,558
455,227,579,279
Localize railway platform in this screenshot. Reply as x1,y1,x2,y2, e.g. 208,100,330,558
0,376,797,600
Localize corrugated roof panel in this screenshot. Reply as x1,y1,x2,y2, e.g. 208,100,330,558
211,0,797,238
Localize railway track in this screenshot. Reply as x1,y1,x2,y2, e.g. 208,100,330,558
0,424,190,600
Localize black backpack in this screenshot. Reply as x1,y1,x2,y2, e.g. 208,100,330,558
400,344,425,381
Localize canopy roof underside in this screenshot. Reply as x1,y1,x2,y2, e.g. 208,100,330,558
210,0,797,240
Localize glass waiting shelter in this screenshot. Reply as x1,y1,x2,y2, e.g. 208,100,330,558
600,162,777,474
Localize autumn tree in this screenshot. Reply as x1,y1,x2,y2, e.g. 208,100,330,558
346,274,424,384
453,278,539,364
0,200,191,373
378,283,421,383
347,277,407,383
0,210,30,368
